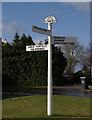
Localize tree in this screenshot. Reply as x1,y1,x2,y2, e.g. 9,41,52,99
86,44,92,67
13,32,20,44
61,43,84,73
79,44,91,82
79,44,91,72
90,44,92,66
2,42,17,85
38,40,42,45
2,33,67,86
52,45,67,85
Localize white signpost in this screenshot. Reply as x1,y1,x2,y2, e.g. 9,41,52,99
26,16,77,116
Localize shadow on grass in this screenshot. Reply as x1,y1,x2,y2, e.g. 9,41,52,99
1,117,91,120
53,114,90,118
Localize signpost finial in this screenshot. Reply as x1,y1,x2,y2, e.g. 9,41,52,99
44,16,56,23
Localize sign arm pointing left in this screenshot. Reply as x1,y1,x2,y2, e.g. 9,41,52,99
32,25,51,36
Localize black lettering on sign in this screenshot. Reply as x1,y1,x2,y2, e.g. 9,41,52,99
43,29,47,32
54,36,61,39
54,36,65,40
54,40,64,42
35,48,45,50
62,37,65,39
28,46,34,48
30,49,34,51
36,45,41,47
34,26,38,29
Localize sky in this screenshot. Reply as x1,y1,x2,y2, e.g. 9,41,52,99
1,0,92,2
1,2,90,48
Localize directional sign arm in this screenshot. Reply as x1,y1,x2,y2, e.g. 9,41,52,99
32,25,51,36
26,44,49,51
52,36,77,45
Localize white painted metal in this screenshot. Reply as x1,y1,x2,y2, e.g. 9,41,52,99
44,16,56,116
32,25,51,36
47,22,53,116
80,77,86,79
52,36,77,45
26,44,48,51
44,16,56,23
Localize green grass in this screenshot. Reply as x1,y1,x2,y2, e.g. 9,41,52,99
2,95,90,118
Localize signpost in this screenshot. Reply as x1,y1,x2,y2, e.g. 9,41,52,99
26,16,77,116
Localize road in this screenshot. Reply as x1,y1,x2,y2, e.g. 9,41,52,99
2,85,92,99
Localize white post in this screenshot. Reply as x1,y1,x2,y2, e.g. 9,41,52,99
47,22,53,116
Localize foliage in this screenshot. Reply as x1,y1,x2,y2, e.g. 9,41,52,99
52,46,67,85
2,33,67,86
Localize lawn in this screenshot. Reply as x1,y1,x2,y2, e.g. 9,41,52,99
2,95,90,118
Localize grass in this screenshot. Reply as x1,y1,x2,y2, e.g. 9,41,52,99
2,95,90,118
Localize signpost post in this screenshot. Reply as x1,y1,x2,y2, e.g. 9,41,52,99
44,16,56,116
26,16,77,116
47,22,53,116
